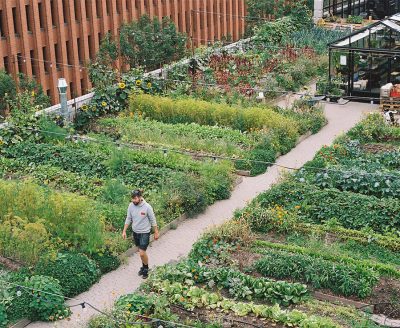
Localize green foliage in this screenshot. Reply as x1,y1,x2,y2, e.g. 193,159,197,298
255,250,379,298
119,15,187,70
35,253,100,297
25,275,70,321
347,15,364,24
148,279,338,328
130,94,298,134
347,113,400,143
152,261,309,306
4,270,32,322
257,179,400,233
90,250,121,274
0,69,16,114
0,303,7,328
0,214,52,265
0,180,105,253
253,240,400,279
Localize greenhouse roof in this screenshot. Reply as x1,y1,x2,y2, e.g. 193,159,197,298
331,13,400,48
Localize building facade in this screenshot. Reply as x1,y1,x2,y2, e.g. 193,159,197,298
0,0,246,103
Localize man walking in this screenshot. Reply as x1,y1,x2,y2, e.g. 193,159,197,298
122,190,159,279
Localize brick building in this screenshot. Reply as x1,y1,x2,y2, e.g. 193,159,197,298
0,0,246,104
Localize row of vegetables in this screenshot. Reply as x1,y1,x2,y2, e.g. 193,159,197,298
89,114,400,327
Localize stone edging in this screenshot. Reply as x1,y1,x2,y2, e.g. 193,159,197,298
370,314,400,328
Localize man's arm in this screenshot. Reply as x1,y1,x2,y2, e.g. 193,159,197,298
122,206,132,240
148,206,159,240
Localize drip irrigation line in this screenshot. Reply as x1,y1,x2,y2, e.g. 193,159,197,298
0,279,195,327
22,126,400,180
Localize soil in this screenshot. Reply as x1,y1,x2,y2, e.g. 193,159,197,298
362,143,399,153
230,249,262,272
0,256,22,271
171,303,286,328
368,278,400,319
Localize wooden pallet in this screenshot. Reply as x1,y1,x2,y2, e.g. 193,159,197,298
380,97,400,111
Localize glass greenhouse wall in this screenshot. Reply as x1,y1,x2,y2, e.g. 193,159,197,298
329,13,400,99
323,0,400,19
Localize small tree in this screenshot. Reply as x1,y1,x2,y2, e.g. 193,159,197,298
0,70,16,117
119,15,187,70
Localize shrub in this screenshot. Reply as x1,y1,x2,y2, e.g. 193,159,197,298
255,250,379,298
0,180,105,253
0,214,52,265
35,253,101,297
90,250,121,274
5,269,33,322
25,275,70,321
0,304,7,327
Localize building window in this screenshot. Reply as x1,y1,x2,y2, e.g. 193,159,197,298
70,82,74,97
66,40,72,65
43,46,49,73
0,10,6,38
85,0,91,19
74,0,81,21
50,0,57,27
38,3,45,29
77,38,83,63
98,32,102,47
62,0,69,24
116,0,121,15
106,0,111,15
25,5,33,32
30,50,37,76
3,56,9,73
17,53,23,73
12,7,21,36
88,35,94,59
96,0,102,18
54,43,61,70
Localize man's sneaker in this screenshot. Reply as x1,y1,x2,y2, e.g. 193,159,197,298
138,267,145,276
142,268,149,279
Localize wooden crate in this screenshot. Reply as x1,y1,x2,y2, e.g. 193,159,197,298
380,97,400,111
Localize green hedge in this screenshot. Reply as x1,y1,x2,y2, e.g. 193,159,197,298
255,250,379,298
257,180,400,233
35,253,101,297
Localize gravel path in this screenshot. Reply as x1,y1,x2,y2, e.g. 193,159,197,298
27,102,376,328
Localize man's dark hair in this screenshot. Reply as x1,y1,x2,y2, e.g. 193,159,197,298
131,189,143,198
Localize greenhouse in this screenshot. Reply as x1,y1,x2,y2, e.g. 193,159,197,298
323,0,400,19
328,13,400,99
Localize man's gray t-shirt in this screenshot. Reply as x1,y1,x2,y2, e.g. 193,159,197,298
125,200,157,233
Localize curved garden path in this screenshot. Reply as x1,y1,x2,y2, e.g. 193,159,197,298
27,101,377,328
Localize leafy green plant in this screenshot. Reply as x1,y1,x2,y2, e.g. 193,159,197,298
25,275,70,321
35,253,100,297
255,250,379,298
253,240,400,279
257,179,400,233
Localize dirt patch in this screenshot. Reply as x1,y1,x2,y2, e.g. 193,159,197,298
0,256,22,271
368,278,400,319
171,303,286,328
362,143,398,153
230,249,262,271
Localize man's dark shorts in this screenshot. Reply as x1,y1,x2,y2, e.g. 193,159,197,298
133,232,150,251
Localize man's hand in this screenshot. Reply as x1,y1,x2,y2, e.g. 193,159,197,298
122,230,127,240
154,227,159,240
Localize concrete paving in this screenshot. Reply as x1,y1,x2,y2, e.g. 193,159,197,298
27,101,377,328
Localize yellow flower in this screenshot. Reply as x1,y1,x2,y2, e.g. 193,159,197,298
0,139,3,146
31,91,36,97
147,82,152,88
81,104,89,112
101,101,107,107
136,80,142,86
118,82,126,89
129,112,134,118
